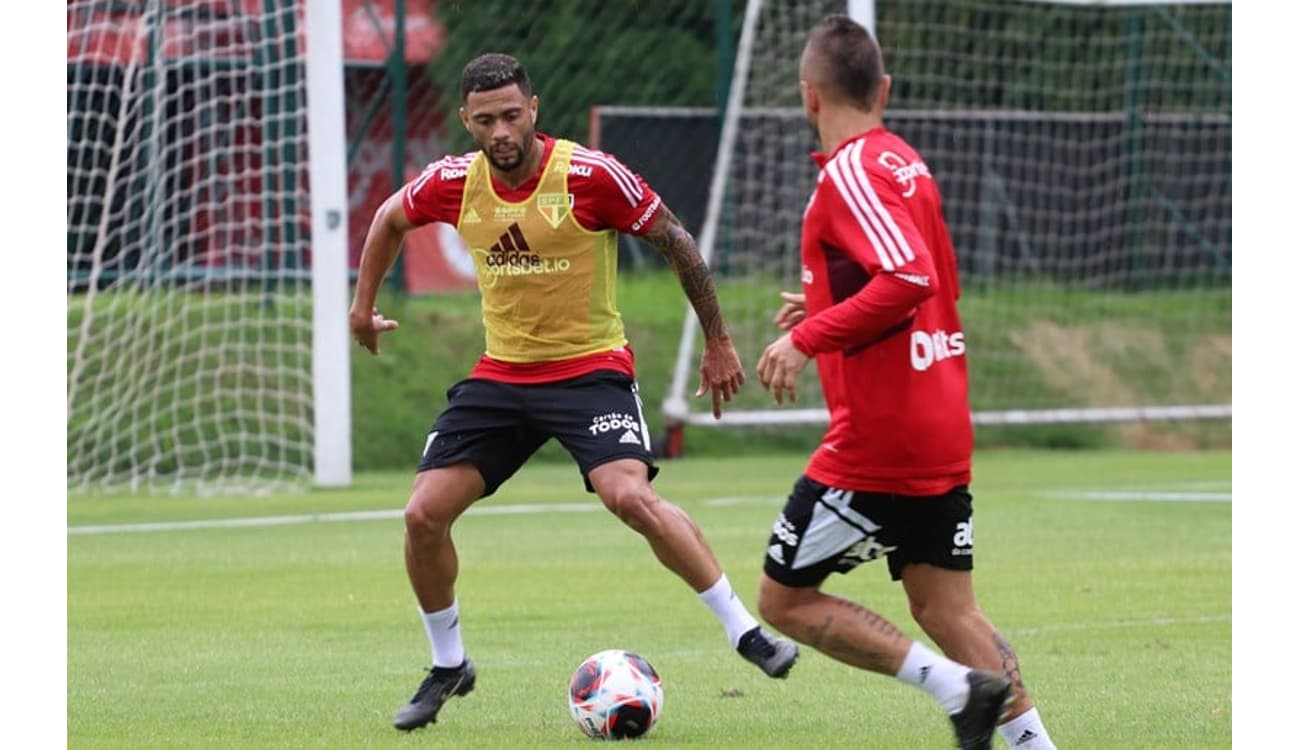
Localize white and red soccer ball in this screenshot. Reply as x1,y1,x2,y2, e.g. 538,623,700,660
568,649,664,740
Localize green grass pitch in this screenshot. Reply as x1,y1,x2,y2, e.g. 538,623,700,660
68,449,1230,748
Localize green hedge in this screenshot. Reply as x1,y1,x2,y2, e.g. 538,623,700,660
351,273,1230,471
65,274,1230,480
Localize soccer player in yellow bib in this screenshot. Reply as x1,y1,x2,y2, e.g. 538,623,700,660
349,53,798,732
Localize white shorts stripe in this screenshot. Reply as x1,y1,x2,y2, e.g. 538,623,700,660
630,381,652,451
791,501,866,570
825,157,894,271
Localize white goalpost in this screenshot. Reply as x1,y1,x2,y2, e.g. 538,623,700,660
664,0,1231,442
305,0,353,488
67,0,351,493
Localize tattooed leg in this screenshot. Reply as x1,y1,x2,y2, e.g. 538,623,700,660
902,564,1037,718
994,631,1026,695
759,579,912,675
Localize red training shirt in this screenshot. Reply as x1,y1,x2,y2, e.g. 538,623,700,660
792,127,972,495
402,133,663,383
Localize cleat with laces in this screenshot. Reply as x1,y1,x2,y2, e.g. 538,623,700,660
949,669,1013,750
392,659,477,731
736,626,799,678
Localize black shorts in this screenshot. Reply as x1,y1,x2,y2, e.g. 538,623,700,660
416,370,659,498
762,475,974,587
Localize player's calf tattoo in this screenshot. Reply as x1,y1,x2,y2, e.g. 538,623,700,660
833,597,906,636
993,631,1025,690
804,598,907,672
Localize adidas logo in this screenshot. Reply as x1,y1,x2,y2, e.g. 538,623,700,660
619,429,641,445
1014,729,1037,746
477,221,571,283
491,223,532,255
463,207,482,223
767,544,785,564
918,665,931,684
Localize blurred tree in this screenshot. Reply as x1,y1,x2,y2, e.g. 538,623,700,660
427,0,745,151
877,0,1229,111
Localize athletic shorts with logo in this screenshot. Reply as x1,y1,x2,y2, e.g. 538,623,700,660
417,370,658,497
763,475,975,587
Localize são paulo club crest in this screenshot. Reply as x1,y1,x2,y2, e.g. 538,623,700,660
537,193,574,229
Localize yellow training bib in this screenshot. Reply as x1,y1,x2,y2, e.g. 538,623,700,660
457,139,626,362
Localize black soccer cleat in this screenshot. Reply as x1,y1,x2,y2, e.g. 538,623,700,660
736,626,799,679
949,670,1014,750
392,659,477,731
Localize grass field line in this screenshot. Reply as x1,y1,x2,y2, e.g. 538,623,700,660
639,614,1232,658
67,483,1230,535
66,503,594,535
1049,490,1230,502
701,495,785,507
630,614,1232,656
1009,612,1231,636
65,497,794,536
386,613,1234,671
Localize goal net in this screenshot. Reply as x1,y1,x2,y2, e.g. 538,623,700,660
67,0,343,494
664,0,1231,446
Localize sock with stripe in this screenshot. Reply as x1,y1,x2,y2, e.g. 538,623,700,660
420,599,466,669
894,640,973,714
998,706,1057,749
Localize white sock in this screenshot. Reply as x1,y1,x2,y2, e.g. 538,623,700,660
696,574,759,647
420,600,466,669
998,707,1056,749
895,641,973,714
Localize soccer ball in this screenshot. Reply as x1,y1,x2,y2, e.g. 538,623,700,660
568,649,664,740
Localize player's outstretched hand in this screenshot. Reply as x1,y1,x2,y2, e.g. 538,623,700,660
697,336,745,419
757,333,810,405
349,306,400,355
773,291,806,331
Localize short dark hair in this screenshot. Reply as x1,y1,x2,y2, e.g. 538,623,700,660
805,15,883,111
459,53,532,103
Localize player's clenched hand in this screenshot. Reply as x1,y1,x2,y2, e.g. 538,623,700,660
772,291,806,331
697,336,745,419
757,333,810,405
349,306,400,355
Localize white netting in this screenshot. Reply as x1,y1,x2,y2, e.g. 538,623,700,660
665,0,1231,438
67,0,314,493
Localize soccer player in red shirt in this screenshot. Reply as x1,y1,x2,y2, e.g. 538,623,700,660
755,16,1057,750
349,53,797,732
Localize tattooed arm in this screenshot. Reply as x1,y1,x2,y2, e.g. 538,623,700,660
642,205,744,418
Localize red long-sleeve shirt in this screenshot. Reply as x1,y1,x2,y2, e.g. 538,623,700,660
792,127,972,495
